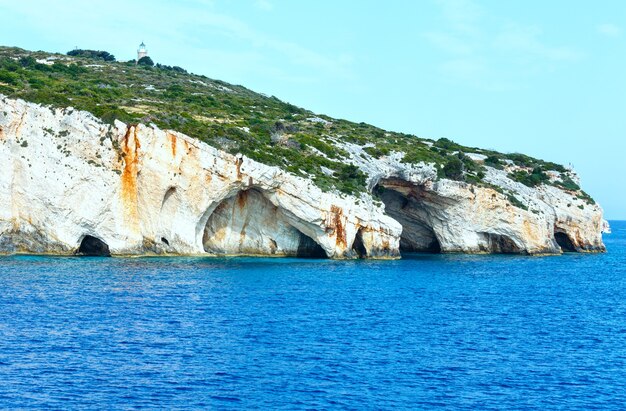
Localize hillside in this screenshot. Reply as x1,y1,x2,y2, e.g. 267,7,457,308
0,46,591,201
0,45,606,258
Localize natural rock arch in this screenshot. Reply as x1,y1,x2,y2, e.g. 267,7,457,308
375,179,532,255
554,231,576,252
202,188,327,258
374,182,442,254
76,235,111,256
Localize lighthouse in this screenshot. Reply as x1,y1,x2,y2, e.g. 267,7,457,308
137,41,148,61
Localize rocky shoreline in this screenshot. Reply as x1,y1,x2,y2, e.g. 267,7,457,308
0,96,606,258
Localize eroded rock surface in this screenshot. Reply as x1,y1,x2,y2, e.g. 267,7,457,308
0,96,399,258
340,141,606,255
0,96,605,258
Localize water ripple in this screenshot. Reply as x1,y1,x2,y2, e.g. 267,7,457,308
0,223,624,409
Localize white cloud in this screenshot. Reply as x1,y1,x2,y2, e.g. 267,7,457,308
493,24,583,62
597,23,622,38
425,0,584,90
434,0,483,35
254,0,273,11
191,12,353,78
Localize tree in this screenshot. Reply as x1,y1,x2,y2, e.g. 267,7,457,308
67,49,115,62
137,56,154,67
434,137,460,150
441,156,464,181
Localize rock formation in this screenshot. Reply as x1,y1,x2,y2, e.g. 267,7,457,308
0,96,606,258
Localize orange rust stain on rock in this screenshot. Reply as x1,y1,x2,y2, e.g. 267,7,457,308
120,125,141,230
330,205,347,248
168,133,177,157
237,190,248,209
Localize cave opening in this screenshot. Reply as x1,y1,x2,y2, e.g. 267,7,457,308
161,237,170,246
401,235,441,254
76,235,111,257
375,183,441,255
296,232,328,259
555,232,576,252
203,188,328,259
480,233,523,254
352,229,367,258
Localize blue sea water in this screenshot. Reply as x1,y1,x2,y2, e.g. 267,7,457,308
0,223,625,409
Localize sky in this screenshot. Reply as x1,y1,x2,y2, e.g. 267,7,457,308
0,0,624,219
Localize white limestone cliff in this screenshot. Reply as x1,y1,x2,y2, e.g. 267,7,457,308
339,141,606,255
0,96,605,258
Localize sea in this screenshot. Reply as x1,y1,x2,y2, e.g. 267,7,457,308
0,222,625,409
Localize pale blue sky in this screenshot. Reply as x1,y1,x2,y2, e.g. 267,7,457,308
1,0,624,219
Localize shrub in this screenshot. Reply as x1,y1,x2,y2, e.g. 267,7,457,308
510,167,549,187
137,56,154,67
67,49,116,62
440,156,464,180
156,63,187,73
91,105,136,124
507,194,528,210
19,56,37,68
335,164,367,194
484,155,503,169
434,137,461,151
296,133,343,159
555,176,580,191
507,153,535,167
363,145,390,158
577,191,596,205
0,69,19,84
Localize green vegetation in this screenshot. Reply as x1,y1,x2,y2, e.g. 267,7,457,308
484,155,503,169
67,49,115,61
577,191,596,205
554,176,580,191
137,56,154,67
0,46,584,197
439,156,464,180
510,167,549,187
507,194,528,211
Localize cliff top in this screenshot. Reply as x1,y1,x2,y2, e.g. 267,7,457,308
0,46,590,201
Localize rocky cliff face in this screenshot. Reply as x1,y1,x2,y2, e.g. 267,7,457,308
0,96,606,258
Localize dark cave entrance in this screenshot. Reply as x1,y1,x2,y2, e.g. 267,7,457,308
76,235,111,257
401,235,442,254
555,232,576,252
480,233,523,254
296,232,328,259
352,229,367,258
375,183,442,255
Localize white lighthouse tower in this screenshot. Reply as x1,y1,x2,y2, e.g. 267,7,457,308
137,41,148,61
